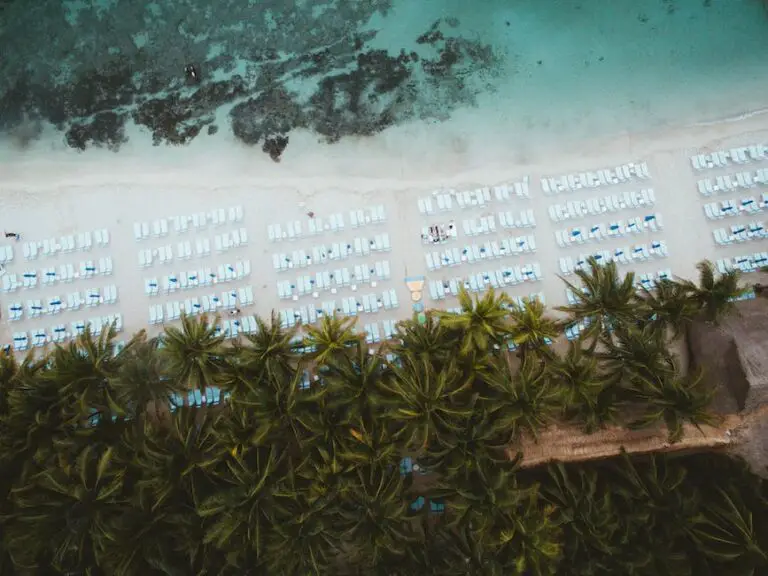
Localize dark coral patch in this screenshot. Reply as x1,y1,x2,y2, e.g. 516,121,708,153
65,111,128,151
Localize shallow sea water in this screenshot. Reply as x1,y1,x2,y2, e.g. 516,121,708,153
0,0,767,158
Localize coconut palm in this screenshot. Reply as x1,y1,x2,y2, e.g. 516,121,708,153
600,323,677,385
547,342,621,433
423,392,510,483
637,278,699,340
335,462,417,570
266,470,339,576
4,444,123,574
239,311,301,382
197,445,284,572
689,486,768,572
247,366,325,451
321,339,384,425
389,312,458,365
50,324,126,424
628,371,720,443
304,314,361,366
484,355,562,442
433,286,511,357
542,463,622,564
378,354,473,453
161,314,228,391
558,257,639,344
448,464,562,575
110,332,176,427
687,260,747,323
135,408,223,510
507,297,560,360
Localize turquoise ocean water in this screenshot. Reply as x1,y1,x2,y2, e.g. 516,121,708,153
0,0,767,160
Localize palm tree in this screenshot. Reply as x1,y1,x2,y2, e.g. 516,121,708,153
50,324,126,424
424,392,510,483
628,371,720,443
323,339,384,424
558,257,639,344
239,311,300,382
483,355,562,442
637,278,699,340
547,342,621,433
197,445,283,572
378,354,473,453
447,463,562,575
389,312,458,366
110,332,177,427
689,486,768,572
687,259,747,323
304,314,361,366
246,367,325,451
266,469,339,575
542,463,622,565
507,297,560,360
5,444,123,574
135,408,223,511
161,314,228,392
335,462,417,570
433,286,511,357
600,323,677,385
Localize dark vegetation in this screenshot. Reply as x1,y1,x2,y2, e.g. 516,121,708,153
0,258,765,575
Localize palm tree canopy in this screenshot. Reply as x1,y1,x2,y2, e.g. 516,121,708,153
691,260,747,323
434,287,511,357
558,257,639,342
161,314,228,390
507,297,560,356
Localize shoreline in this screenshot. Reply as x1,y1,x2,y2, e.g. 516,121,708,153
2,106,768,349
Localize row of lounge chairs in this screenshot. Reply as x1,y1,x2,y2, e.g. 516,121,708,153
425,237,537,272
462,216,497,236
267,207,387,243
138,232,246,267
558,240,668,276
418,181,531,216
22,230,109,261
548,189,656,222
8,285,119,321
697,169,768,196
498,209,536,229
542,162,650,195
268,213,342,242
555,214,662,247
703,195,768,219
441,292,547,315
0,244,14,264
148,289,255,325
717,252,768,274
8,284,119,321
10,314,124,352
272,234,391,272
713,222,766,245
134,207,244,241
691,145,767,171
428,265,542,301
277,261,392,299
145,262,252,296
1,259,113,293
279,290,400,328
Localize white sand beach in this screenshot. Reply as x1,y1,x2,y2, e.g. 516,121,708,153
2,109,768,351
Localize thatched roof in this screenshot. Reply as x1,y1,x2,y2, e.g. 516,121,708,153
688,297,768,412
510,418,738,469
